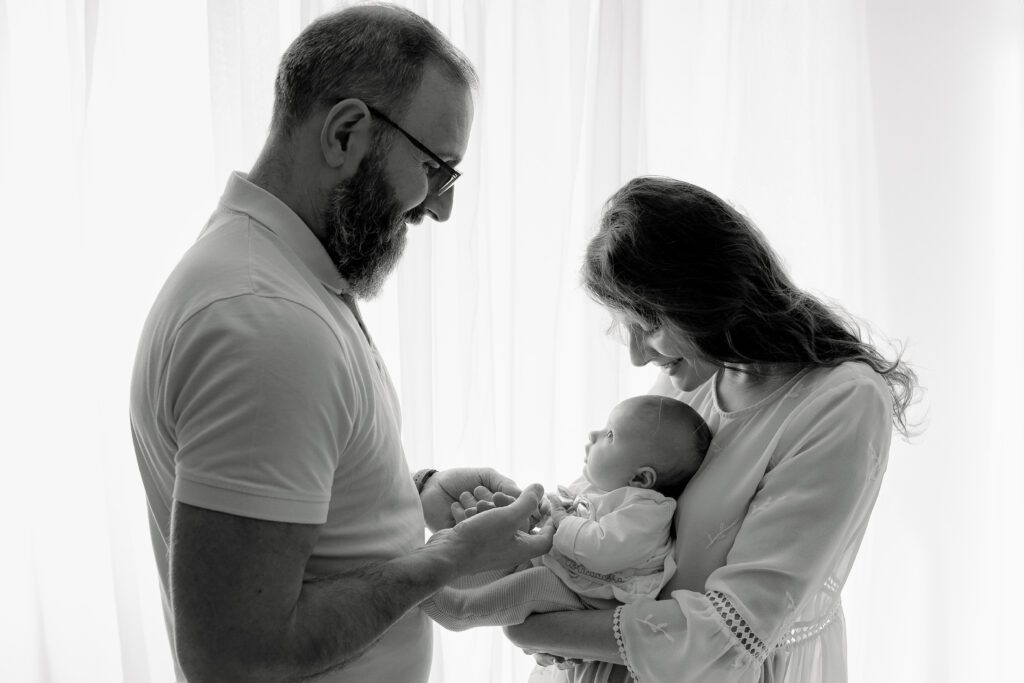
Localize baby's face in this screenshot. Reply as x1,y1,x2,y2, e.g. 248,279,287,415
583,402,652,491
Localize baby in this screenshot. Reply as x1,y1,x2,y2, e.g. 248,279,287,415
422,394,712,631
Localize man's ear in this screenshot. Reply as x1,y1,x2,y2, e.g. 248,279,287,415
320,98,373,174
630,466,657,490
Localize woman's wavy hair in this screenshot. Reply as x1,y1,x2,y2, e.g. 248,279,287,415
582,176,919,438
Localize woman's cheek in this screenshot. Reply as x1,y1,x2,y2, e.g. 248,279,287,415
670,358,716,391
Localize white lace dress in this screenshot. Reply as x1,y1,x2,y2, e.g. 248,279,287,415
538,362,891,683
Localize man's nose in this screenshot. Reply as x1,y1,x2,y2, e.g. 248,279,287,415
422,187,455,222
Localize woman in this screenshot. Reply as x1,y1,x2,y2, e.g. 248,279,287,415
504,176,917,682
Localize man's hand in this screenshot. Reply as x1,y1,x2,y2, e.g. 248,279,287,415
457,487,553,533
420,467,523,531
422,483,554,577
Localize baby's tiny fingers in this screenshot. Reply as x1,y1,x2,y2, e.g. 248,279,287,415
491,492,516,507
459,491,478,508
472,485,494,502
451,501,468,523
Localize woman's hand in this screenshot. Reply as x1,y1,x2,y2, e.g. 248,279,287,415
504,610,622,665
527,651,584,669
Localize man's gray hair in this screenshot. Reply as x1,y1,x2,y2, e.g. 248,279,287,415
271,3,477,136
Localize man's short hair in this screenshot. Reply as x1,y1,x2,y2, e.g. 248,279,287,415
271,3,477,136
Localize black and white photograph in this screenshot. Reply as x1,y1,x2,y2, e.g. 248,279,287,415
1,1,1020,681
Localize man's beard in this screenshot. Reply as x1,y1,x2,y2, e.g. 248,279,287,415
322,146,426,299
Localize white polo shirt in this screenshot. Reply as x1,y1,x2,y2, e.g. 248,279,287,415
130,172,430,682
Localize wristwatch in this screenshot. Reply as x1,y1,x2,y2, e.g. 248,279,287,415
413,468,438,494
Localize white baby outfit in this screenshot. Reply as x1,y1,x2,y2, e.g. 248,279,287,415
542,476,677,604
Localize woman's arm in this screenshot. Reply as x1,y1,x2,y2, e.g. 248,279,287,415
504,609,622,663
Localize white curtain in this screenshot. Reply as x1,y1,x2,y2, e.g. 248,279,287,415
1,1,1020,681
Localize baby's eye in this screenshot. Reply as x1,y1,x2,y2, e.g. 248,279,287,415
606,430,614,440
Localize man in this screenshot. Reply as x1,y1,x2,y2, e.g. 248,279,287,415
130,5,551,681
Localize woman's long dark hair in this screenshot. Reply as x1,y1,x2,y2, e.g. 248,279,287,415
582,176,918,438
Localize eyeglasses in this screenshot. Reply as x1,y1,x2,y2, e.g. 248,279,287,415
366,105,461,196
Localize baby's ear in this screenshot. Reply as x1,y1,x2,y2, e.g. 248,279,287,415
630,467,657,490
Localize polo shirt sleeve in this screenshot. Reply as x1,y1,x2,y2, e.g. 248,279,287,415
163,294,355,525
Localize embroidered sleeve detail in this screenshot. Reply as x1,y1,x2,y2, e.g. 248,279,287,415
613,605,640,681
707,590,769,663
778,600,843,649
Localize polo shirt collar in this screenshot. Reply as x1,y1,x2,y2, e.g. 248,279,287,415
216,171,351,296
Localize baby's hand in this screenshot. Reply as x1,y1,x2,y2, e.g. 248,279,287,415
548,504,568,529
546,492,567,512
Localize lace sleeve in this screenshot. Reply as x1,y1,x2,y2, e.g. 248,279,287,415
706,591,769,664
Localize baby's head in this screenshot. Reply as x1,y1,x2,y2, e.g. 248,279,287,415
583,395,711,499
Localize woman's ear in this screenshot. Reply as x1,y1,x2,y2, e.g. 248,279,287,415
320,98,373,174
630,466,657,490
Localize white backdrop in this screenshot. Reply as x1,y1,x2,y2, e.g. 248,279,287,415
1,1,1021,681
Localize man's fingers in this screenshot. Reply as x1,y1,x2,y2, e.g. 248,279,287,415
480,469,522,499
526,518,555,543
513,483,545,508
514,515,554,557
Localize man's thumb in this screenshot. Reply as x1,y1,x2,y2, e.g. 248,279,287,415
511,483,544,513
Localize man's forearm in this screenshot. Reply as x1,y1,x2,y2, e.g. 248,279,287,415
177,482,550,682
289,547,455,679
190,546,456,683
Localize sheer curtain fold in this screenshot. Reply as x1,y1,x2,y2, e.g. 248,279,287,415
1,2,1019,682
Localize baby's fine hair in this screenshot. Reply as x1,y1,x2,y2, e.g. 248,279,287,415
629,395,711,500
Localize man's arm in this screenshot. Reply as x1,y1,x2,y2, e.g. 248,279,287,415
172,485,551,682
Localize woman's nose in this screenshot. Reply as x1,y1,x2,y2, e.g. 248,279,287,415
627,329,650,367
